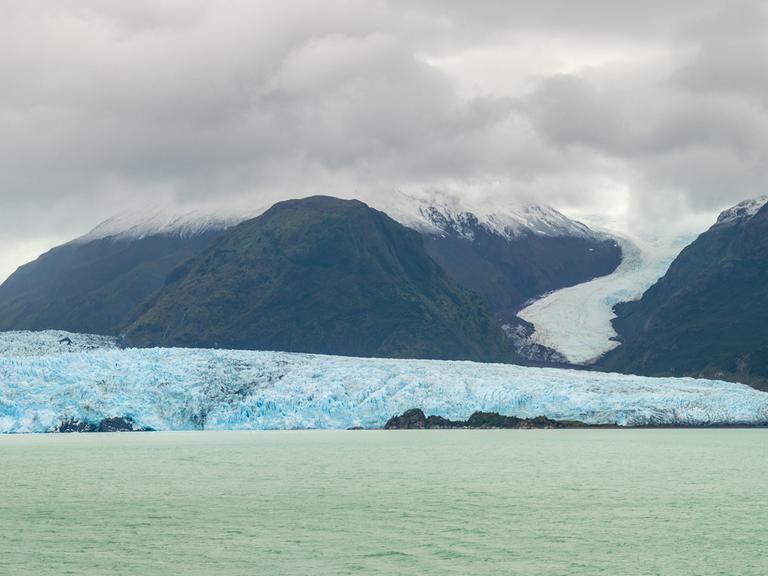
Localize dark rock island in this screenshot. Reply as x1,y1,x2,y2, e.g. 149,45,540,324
56,416,152,433
384,408,598,429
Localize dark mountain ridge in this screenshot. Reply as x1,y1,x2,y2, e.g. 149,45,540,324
0,232,222,334
600,198,768,391
124,196,510,361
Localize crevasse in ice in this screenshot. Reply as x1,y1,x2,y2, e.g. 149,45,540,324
1,331,767,432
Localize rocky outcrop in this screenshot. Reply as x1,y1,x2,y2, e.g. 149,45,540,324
384,409,590,429
501,320,568,364
57,419,97,433
384,408,430,429
56,416,151,433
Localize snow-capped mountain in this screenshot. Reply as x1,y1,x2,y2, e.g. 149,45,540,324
0,193,621,362
0,213,228,334
377,192,623,333
73,191,606,244
380,191,602,241
72,206,259,243
713,195,768,227
121,196,510,361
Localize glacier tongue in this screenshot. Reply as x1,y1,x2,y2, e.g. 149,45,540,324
518,232,696,364
2,337,768,433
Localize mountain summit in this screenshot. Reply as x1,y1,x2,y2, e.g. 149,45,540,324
382,191,601,240
124,196,509,361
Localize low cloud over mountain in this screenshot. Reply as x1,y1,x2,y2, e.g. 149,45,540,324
2,1,767,279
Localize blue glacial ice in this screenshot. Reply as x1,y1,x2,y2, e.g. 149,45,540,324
0,330,117,357
1,332,768,432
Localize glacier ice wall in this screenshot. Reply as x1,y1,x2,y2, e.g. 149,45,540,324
2,335,768,432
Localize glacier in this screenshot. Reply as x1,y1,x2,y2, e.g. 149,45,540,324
518,232,696,364
0,330,117,357
516,198,768,365
1,332,768,433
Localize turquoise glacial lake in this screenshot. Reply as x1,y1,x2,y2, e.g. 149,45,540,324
0,430,766,575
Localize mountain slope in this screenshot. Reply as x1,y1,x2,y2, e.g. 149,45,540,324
600,197,768,390
0,231,224,334
383,193,622,324
0,193,619,361
124,196,509,361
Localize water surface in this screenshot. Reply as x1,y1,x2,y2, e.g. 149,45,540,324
1,430,766,575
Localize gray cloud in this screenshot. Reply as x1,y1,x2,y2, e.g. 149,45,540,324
1,0,767,279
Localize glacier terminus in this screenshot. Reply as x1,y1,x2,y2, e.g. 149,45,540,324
1,332,767,433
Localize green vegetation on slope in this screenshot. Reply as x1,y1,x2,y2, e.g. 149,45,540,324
0,234,221,335
126,196,510,361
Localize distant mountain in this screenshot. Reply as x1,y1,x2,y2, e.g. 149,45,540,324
600,197,768,390
0,227,226,335
77,207,252,243
124,196,510,361
0,193,619,363
0,207,260,334
384,193,622,325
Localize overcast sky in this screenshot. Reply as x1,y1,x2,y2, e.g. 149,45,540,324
2,0,767,280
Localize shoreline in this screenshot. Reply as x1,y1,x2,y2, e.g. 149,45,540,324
381,408,768,430
0,409,765,436
0,425,767,436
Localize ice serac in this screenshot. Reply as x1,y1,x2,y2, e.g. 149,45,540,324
1,332,767,433
0,330,117,357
